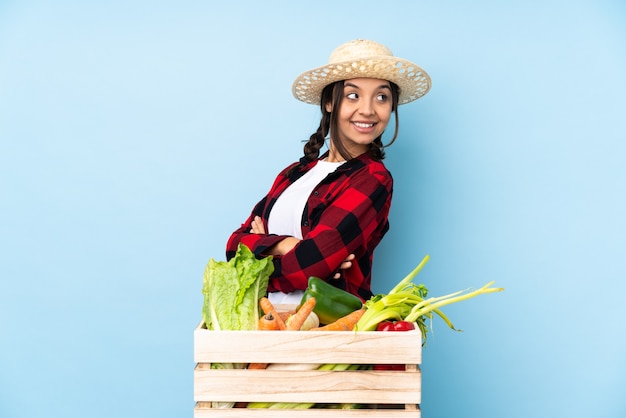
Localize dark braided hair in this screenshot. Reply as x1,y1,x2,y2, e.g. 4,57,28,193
302,80,400,163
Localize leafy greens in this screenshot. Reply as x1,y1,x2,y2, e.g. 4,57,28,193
202,243,274,331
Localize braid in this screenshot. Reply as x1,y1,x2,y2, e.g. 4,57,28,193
303,119,328,161
302,84,334,162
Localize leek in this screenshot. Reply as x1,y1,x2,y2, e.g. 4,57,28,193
354,254,504,344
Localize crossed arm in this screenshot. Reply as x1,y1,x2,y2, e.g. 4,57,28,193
250,215,355,279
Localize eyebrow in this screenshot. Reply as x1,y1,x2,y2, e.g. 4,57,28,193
344,81,391,91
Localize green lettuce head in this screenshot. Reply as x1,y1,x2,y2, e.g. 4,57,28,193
202,244,273,331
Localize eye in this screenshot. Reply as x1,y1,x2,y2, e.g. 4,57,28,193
346,92,358,100
377,93,389,102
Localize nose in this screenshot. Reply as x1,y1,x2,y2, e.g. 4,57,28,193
359,99,375,116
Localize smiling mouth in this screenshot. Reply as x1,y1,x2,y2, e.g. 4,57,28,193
352,121,376,128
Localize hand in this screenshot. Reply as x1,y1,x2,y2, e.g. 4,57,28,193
333,253,355,279
250,216,266,234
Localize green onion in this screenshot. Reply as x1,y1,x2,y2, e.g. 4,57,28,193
354,255,504,344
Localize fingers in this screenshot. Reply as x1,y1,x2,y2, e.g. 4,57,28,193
332,253,356,280
339,253,355,269
250,216,266,234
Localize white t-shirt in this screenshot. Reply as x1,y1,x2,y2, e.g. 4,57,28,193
266,159,344,305
268,159,344,238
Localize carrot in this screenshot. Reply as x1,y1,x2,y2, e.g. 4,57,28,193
247,362,269,370
310,309,366,331
258,312,280,331
249,311,282,370
259,297,287,330
278,311,295,322
285,297,316,331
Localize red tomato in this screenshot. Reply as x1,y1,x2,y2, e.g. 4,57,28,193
375,321,415,332
374,321,416,370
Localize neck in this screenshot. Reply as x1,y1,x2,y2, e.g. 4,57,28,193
326,150,345,163
327,138,368,162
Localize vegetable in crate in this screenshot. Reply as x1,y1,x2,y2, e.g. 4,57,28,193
201,243,274,408
355,254,504,345
299,276,363,325
201,243,273,331
373,321,416,370
376,320,416,332
310,308,366,331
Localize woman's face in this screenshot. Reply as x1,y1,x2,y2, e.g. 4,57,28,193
326,77,393,159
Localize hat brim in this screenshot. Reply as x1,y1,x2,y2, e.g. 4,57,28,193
292,55,431,105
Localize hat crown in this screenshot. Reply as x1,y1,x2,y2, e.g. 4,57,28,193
328,39,393,64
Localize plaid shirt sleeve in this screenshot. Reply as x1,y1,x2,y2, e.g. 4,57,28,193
225,162,298,259
226,154,392,300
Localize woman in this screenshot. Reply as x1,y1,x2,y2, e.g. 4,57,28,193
226,39,431,303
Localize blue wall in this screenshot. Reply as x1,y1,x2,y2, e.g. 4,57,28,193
1,1,624,417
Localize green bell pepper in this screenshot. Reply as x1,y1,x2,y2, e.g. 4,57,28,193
299,277,364,325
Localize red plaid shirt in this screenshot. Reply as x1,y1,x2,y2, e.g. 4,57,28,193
226,152,393,301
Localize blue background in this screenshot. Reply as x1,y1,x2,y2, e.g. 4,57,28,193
1,1,625,417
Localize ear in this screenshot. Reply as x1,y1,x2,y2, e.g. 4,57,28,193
325,101,333,113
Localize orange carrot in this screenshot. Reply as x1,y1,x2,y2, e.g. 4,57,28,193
247,362,268,370
286,297,316,331
310,309,366,331
249,311,282,370
258,312,280,331
259,297,286,330
278,311,295,322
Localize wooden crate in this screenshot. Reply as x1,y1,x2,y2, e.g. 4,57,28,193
194,320,422,417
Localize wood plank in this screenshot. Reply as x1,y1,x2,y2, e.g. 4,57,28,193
194,406,421,417
194,324,422,364
194,368,421,404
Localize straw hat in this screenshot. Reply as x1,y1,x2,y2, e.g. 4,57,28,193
292,39,431,105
